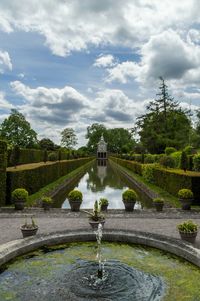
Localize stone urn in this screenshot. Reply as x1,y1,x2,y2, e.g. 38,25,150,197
122,189,137,212
89,219,105,230
68,190,83,212
178,189,193,210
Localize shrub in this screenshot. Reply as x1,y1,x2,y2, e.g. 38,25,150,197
0,140,7,206
180,151,188,172
193,154,200,171
165,147,177,156
41,196,53,204
170,151,182,168
142,164,156,183
153,198,164,203
183,146,194,155
122,189,137,202
12,188,28,201
48,152,57,161
177,220,198,233
68,190,83,202
43,149,48,163
144,154,156,164
178,189,193,199
159,155,175,168
99,198,109,206
10,145,20,167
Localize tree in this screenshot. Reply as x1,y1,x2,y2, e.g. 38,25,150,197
180,151,188,172
136,78,191,153
39,138,56,150
0,109,38,148
60,128,77,149
106,128,135,153
86,123,107,152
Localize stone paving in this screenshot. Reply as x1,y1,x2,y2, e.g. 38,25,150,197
0,208,200,248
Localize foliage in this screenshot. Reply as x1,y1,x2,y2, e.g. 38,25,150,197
6,158,93,203
159,155,175,168
43,149,48,163
10,145,20,168
48,152,57,161
61,128,77,149
165,147,177,155
8,148,45,166
99,198,109,206
144,154,156,164
142,164,156,183
0,109,38,148
41,196,53,204
178,189,193,199
122,189,137,202
86,123,135,154
136,78,191,153
21,217,38,229
153,198,164,203
180,151,188,172
39,138,57,150
170,151,182,168
177,220,198,233
193,154,200,171
68,189,83,202
183,146,194,155
12,188,28,201
84,200,104,221
0,140,7,205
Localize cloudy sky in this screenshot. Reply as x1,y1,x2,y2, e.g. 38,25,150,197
0,0,200,146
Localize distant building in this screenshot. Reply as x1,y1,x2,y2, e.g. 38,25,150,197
97,135,107,159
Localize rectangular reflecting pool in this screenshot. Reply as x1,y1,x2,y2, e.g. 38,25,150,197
52,160,153,209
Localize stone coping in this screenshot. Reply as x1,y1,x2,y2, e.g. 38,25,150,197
0,229,200,269
0,207,200,219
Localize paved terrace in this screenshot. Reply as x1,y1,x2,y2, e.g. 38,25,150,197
0,208,200,248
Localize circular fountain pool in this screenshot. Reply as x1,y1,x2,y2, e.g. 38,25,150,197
0,242,200,301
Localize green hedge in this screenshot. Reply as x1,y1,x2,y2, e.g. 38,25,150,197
0,140,7,206
110,156,200,204
6,157,93,204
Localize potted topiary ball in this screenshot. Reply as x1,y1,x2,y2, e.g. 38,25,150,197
122,189,137,211
177,220,198,243
99,198,109,211
41,196,53,211
20,217,38,238
68,189,83,211
153,198,164,212
12,188,28,210
178,189,193,210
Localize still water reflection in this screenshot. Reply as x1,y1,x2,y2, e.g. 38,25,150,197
58,160,151,210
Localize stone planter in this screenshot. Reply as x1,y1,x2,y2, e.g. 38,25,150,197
179,198,193,210
14,199,25,210
179,231,197,244
154,202,164,212
123,200,136,212
69,200,82,212
42,202,51,211
89,219,105,230
20,226,38,238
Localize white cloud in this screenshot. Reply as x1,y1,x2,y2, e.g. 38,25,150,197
94,54,116,68
0,50,12,73
0,0,199,56
0,91,13,109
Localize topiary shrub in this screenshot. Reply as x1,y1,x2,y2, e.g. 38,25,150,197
183,146,195,155
142,164,156,183
68,190,83,202
144,154,156,164
48,152,57,161
10,145,20,168
159,155,175,168
122,189,137,202
43,149,48,163
180,151,188,172
165,147,177,156
178,189,193,199
170,151,182,168
193,154,200,171
11,188,29,201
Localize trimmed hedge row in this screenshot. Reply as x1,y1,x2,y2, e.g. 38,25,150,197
0,140,7,206
6,157,94,204
110,157,200,204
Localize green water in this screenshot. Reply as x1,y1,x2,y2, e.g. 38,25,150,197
0,242,200,300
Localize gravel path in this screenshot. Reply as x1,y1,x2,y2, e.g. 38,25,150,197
0,209,200,248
